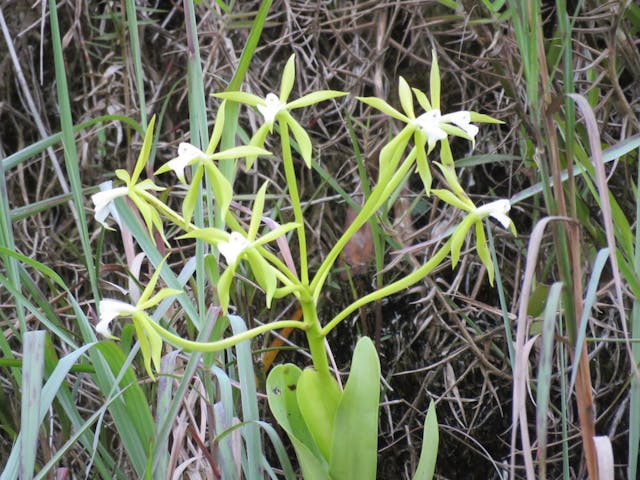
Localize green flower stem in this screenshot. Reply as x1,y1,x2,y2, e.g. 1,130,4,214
310,149,417,301
147,317,308,353
138,190,194,232
300,298,332,380
320,237,452,336
279,118,309,285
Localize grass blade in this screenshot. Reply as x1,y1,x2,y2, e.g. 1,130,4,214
18,331,45,479
536,282,562,480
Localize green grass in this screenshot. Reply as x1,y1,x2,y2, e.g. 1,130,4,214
1,1,639,478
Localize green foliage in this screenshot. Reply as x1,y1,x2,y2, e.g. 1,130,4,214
1,3,525,477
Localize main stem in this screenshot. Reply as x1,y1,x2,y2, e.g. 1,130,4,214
300,298,332,380
279,119,309,285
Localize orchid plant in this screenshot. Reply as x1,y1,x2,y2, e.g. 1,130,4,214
91,51,511,479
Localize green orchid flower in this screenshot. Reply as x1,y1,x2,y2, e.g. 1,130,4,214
179,182,300,311
95,258,182,380
155,101,271,223
358,50,502,193
432,187,516,285
213,54,347,168
91,116,168,241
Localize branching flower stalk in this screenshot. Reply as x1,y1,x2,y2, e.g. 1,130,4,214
92,52,511,389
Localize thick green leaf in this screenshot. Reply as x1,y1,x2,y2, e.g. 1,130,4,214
297,369,342,460
412,400,438,480
329,337,380,480
267,365,329,479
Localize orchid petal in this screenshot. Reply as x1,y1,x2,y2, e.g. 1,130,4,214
475,199,512,229
218,232,251,264
257,93,286,130
96,299,137,337
91,185,128,228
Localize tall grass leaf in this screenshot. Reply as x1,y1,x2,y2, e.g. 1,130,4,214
0,155,26,338
153,351,179,480
487,228,515,369
211,365,242,479
1,115,144,172
32,390,131,480
94,341,156,471
256,420,296,479
630,144,640,480
511,133,640,205
412,400,438,480
47,0,99,303
536,282,563,480
125,0,147,128
2,342,97,479
568,248,609,394
152,313,217,475
18,331,45,480
0,271,76,350
220,0,273,179
512,216,560,479
228,315,262,478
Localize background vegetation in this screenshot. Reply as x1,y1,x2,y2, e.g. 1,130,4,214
1,0,639,478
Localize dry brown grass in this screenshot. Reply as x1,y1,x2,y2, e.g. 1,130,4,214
1,0,638,478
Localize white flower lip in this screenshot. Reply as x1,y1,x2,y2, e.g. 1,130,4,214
96,299,137,336
257,93,285,126
414,109,478,143
218,231,251,264
440,111,479,138
91,184,128,228
415,110,448,143
475,199,512,229
166,143,207,183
